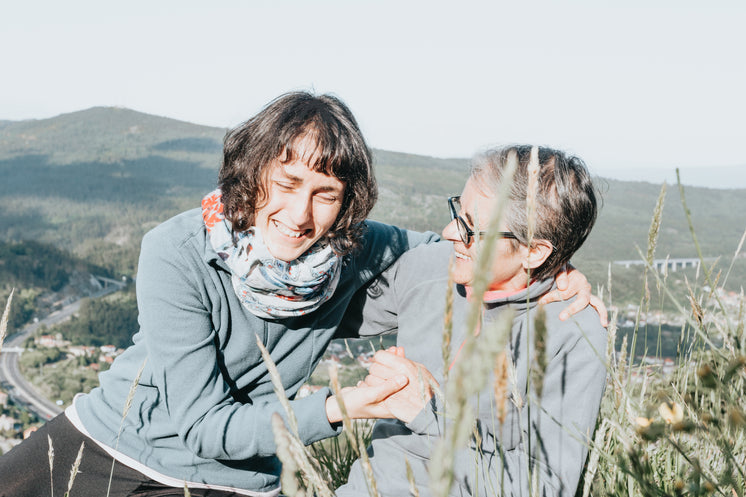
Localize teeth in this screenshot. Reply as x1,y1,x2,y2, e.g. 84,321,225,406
273,220,305,238
454,251,471,261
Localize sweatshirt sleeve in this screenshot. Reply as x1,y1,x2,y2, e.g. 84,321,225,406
351,221,440,284
336,223,439,339
135,229,339,460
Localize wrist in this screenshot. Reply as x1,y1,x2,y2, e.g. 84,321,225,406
325,395,342,424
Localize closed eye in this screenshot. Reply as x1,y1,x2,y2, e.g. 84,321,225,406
273,181,296,191
315,193,339,204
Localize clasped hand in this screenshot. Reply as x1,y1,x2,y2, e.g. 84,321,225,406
364,347,438,423
325,347,438,424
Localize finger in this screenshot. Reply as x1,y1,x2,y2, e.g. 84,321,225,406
559,298,588,321
555,269,569,291
373,350,417,371
590,295,609,327
538,289,561,305
395,346,406,357
363,374,385,387
368,362,400,380
367,375,409,403
373,349,397,361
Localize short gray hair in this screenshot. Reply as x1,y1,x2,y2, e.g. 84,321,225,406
471,145,599,280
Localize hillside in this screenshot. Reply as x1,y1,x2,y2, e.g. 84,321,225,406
0,107,225,166
1,107,744,303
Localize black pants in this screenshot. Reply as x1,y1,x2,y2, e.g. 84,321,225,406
0,414,244,497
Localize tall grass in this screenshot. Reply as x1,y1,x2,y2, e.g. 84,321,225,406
579,176,746,496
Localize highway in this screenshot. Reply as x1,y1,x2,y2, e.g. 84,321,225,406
1,278,126,421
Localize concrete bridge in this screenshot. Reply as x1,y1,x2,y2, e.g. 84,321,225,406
613,257,702,273
90,274,128,290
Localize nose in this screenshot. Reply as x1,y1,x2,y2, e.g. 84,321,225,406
287,193,313,227
442,218,460,242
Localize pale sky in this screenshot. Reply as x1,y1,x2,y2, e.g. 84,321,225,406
2,0,745,186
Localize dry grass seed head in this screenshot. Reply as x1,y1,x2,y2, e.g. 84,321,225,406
526,145,540,246
48,434,55,497
272,413,304,497
606,308,619,366
493,350,510,425
405,459,420,497
0,289,14,354
582,419,609,497
685,277,705,328
647,181,666,259
328,365,378,497
442,256,455,382
65,442,85,497
531,306,548,400
271,412,334,497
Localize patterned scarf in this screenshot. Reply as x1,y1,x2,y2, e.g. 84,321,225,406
201,189,342,319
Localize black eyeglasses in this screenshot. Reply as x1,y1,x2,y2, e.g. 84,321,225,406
447,196,517,246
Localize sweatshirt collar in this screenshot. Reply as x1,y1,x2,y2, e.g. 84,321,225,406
462,277,554,308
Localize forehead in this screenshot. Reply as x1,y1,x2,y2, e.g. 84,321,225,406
459,177,496,218
281,132,322,164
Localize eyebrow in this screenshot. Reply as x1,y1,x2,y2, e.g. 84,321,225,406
275,169,343,193
276,170,303,184
462,209,475,227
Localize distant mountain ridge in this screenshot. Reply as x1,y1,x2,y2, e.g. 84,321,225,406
1,107,744,300
0,107,470,173
0,107,226,168
602,164,746,190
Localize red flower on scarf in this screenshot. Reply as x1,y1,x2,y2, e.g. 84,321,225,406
201,191,225,230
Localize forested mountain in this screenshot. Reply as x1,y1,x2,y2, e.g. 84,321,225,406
0,240,111,331
1,107,744,303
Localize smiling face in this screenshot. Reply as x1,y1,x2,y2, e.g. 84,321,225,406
442,177,531,292
253,137,346,262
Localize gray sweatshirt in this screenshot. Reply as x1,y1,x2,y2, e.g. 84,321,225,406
337,241,608,497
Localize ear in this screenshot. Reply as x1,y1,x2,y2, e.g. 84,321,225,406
521,240,553,270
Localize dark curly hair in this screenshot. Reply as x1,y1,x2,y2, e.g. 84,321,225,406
218,91,377,256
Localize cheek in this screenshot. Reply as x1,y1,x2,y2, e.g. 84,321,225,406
317,203,343,229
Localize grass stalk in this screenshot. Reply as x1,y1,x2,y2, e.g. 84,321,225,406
106,357,147,497
328,364,378,497
256,334,300,437
0,288,14,354
48,434,55,497
64,442,85,497
442,256,455,383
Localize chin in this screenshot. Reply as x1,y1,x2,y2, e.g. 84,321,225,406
452,273,472,287
271,248,305,262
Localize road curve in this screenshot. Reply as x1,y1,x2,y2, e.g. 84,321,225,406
1,283,124,422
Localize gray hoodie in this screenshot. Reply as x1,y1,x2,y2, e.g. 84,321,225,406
337,241,608,497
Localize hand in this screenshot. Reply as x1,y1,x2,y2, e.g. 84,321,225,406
325,372,408,424
363,348,439,423
539,264,608,326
